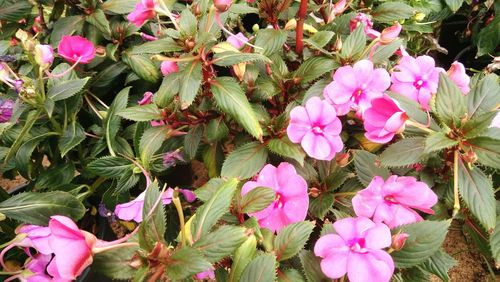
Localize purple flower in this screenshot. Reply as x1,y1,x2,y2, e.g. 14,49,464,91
227,32,248,49
0,99,14,123
163,150,185,168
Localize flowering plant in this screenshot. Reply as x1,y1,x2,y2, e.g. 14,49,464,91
0,0,498,281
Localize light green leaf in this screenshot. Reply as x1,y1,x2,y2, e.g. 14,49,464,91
129,38,182,54
267,137,306,166
372,2,416,23
47,78,90,101
419,249,456,282
433,73,467,127
371,39,402,64
221,142,268,179
165,247,212,280
467,74,500,119
206,118,229,142
468,137,500,169
388,92,440,131
229,235,257,282
240,254,277,282
299,250,329,282
102,0,137,14
117,104,162,121
193,225,247,263
139,182,166,251
341,25,366,58
293,56,338,83
139,126,170,170
213,51,271,66
122,53,160,82
380,137,426,167
444,0,464,12
490,216,500,265
476,17,500,57
92,244,139,280
254,29,288,55
274,221,314,261
179,60,203,109
353,150,390,185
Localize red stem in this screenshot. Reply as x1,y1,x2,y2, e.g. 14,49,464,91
295,0,309,55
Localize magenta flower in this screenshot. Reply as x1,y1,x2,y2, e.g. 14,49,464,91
352,176,438,228
447,61,470,94
287,97,343,160
0,99,14,123
138,91,154,105
34,44,54,69
195,269,215,280
314,217,394,282
160,61,179,76
127,0,158,27
57,35,96,64
24,254,53,281
323,60,391,116
350,13,380,39
227,32,248,49
241,163,309,233
390,55,445,110
363,96,408,144
115,188,195,222
15,225,52,255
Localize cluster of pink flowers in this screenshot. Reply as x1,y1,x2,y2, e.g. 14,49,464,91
315,175,438,281
1,216,129,281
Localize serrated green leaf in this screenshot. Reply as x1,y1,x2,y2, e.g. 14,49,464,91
341,26,366,58
293,56,338,83
309,193,334,219
129,37,182,54
47,78,89,101
240,254,277,282
240,187,275,213
117,104,162,121
165,247,212,280
424,132,458,154
14,132,58,179
211,77,263,139
388,92,440,131
380,137,426,167
102,0,136,14
0,191,85,225
434,73,467,127
468,137,500,169
229,235,257,282
92,62,128,88
392,220,450,268
444,0,464,12
139,182,166,251
268,137,306,166
476,17,500,57
179,8,197,36
467,74,500,119
195,178,226,202
184,124,203,160
372,2,416,23
86,9,111,36
419,249,456,282
458,160,496,230
254,29,288,55
92,244,139,280
139,126,169,170
221,142,268,179
155,72,181,107
299,250,329,282
50,16,85,46
213,51,271,66
0,0,32,21
179,60,203,109
302,78,330,103
371,39,402,64
87,156,133,178
104,87,129,157
463,111,497,138
491,216,500,265
274,221,314,261
307,31,335,48
353,150,390,185
206,118,229,142
193,225,247,263
192,178,238,241
122,53,160,82
115,169,140,194
59,122,85,157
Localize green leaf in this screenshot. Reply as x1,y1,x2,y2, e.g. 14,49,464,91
278,269,305,282
50,16,85,46
192,178,238,241
372,2,416,23
240,187,275,213
92,244,139,280
213,51,271,67
155,72,181,107
240,254,277,282
353,150,390,185
118,104,162,122
14,132,58,179
221,142,268,179
293,56,338,83
434,73,467,127
122,53,160,82
462,111,497,138
267,137,306,166
179,8,197,36
206,118,229,142
92,62,128,88
419,249,456,282
104,87,129,157
129,38,182,54
34,163,75,191
476,17,500,57
388,92,440,131
229,235,257,282
457,160,496,230
179,60,203,109
59,122,86,157
165,247,212,280
0,0,32,21
254,29,288,55
371,39,402,64
87,156,133,178
0,191,85,225
392,220,450,268
490,216,500,265
299,250,329,282
468,137,500,169
444,0,464,12
195,178,226,202
102,0,137,14
274,221,314,261
193,225,247,263
340,26,366,58
467,74,500,119
139,126,169,170
424,132,458,154
307,31,335,48
47,78,89,101
380,137,426,167
309,193,334,219
86,9,111,36
139,182,166,251
184,124,203,160
211,77,263,139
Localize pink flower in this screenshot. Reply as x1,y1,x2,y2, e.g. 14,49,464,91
115,188,195,222
363,96,408,144
447,61,470,94
127,0,157,27
160,61,179,76
163,150,185,168
314,217,394,282
214,0,232,12
0,99,14,123
22,254,53,282
378,23,402,45
138,91,154,105
350,13,380,39
241,163,309,233
195,269,215,280
227,32,248,49
15,225,52,255
287,97,343,160
34,44,54,69
352,176,438,228
390,55,445,110
57,35,96,64
490,112,500,128
47,216,98,280
323,60,391,116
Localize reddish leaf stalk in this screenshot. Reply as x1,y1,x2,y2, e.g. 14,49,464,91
295,0,309,55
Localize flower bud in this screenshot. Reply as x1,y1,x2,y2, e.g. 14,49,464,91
252,24,260,33
336,152,350,167
160,61,179,76
379,23,402,45
34,44,54,69
414,13,426,22
214,0,232,12
391,233,409,251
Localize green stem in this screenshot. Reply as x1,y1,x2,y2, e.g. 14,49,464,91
406,120,435,134
452,150,460,217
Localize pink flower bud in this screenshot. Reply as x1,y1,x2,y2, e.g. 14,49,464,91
379,23,402,44
447,61,470,94
391,233,409,250
160,61,179,76
214,0,232,12
138,91,154,105
34,44,54,69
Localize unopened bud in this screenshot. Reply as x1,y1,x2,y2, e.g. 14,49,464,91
34,44,54,69
214,0,232,12
309,187,321,198
414,13,426,22
336,152,350,167
252,24,260,33
463,150,477,164
391,233,409,251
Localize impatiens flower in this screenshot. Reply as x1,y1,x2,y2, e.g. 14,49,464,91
324,60,391,116
352,175,438,228
227,32,248,49
314,217,394,282
163,150,185,168
214,0,232,12
195,269,215,280
241,163,309,233
20,254,53,282
287,97,343,160
390,55,445,110
57,35,96,64
127,0,158,27
0,99,14,123
160,61,179,76
115,187,195,222
34,44,54,69
447,61,470,94
138,91,154,105
378,23,402,45
363,96,408,144
350,13,380,39
15,225,52,255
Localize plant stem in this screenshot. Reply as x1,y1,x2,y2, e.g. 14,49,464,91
452,150,460,217
172,192,187,247
405,120,435,134
295,0,308,55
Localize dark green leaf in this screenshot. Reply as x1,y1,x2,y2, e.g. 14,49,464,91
47,78,89,101
59,122,86,157
104,87,129,157
444,0,464,12
419,249,456,282
129,38,182,54
195,178,226,202
139,126,169,170
372,2,416,23
468,137,500,169
35,163,75,191
388,92,440,131
240,254,277,282
476,17,500,57
14,132,57,179
213,51,271,66
86,9,111,36
491,216,500,265
179,9,197,36
165,247,212,280
380,137,426,167
353,150,390,185
193,225,247,263
179,60,203,109
221,142,268,179
274,221,314,261
371,39,402,64
87,156,133,178
122,53,160,82
117,104,162,122
139,182,166,251
240,187,275,213
254,29,288,55
293,56,338,83
184,124,203,160
49,16,85,46
467,74,500,119
434,73,467,127
206,118,229,142
92,244,139,280
267,137,306,166
299,250,329,282
0,0,32,21
309,193,334,219
424,132,458,154
102,0,137,14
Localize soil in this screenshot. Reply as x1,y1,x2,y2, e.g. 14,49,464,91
0,174,27,192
